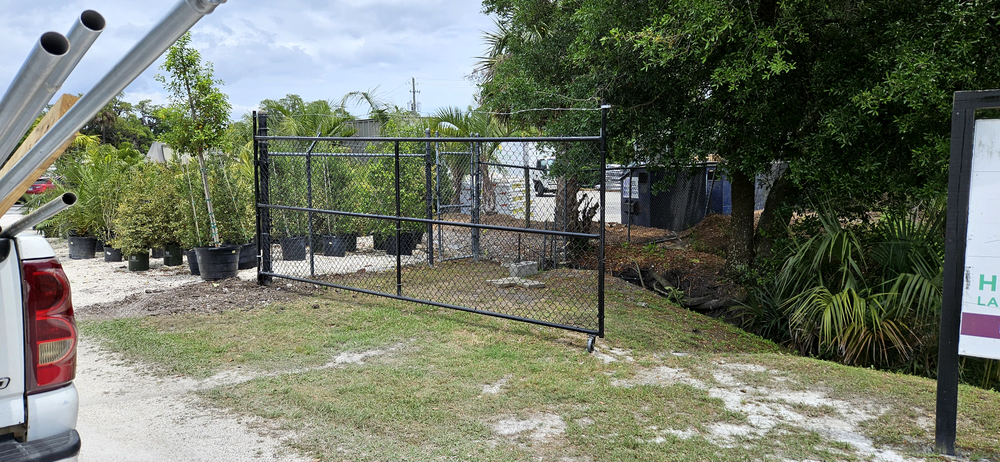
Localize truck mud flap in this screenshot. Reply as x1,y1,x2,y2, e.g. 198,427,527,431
0,429,80,462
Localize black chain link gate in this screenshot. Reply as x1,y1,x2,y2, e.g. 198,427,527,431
253,109,608,348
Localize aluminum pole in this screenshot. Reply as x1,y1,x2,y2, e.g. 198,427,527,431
0,0,227,202
0,193,77,238
0,11,105,164
0,33,69,165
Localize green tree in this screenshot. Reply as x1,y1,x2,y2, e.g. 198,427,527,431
258,94,356,137
80,94,157,152
155,32,232,248
479,0,1000,273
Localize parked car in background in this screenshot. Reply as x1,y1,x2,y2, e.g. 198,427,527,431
25,178,58,196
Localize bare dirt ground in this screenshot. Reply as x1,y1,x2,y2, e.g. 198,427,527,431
45,237,315,462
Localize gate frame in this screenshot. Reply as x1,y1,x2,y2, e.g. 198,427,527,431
252,106,609,348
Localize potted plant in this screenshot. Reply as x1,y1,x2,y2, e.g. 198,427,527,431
157,32,239,280
270,155,310,260
365,150,428,256
111,163,170,271
147,163,185,266
226,148,258,269
174,156,240,279
51,144,143,259
315,155,363,257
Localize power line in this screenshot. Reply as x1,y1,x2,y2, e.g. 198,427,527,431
469,107,604,116
258,107,606,119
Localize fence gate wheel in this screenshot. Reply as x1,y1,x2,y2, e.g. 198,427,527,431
587,335,596,353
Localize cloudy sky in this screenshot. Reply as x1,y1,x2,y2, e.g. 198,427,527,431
0,0,496,120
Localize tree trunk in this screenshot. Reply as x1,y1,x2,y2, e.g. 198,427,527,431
196,148,221,248
555,176,581,232
754,165,798,261
726,169,755,276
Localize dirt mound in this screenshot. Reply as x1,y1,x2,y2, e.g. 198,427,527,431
689,214,730,256
76,278,319,321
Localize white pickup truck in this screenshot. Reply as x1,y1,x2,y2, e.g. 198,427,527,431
0,1,227,459
531,157,557,196
0,233,79,462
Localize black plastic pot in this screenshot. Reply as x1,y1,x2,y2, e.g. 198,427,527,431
163,243,184,266
386,233,419,256
194,246,240,281
372,233,389,251
103,246,123,262
237,242,257,270
150,247,165,258
185,249,200,276
322,235,350,257
345,233,358,252
68,236,98,259
279,236,308,261
127,253,149,271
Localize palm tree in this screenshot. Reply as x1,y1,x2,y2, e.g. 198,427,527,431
341,88,392,126
426,106,527,214
258,94,356,137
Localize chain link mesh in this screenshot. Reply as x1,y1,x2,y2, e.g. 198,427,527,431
256,131,604,335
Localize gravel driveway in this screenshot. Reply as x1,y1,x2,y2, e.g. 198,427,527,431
3,206,312,461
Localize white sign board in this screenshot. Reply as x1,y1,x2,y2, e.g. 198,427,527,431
959,119,1000,360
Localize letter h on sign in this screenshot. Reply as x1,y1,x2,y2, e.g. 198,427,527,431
980,274,997,291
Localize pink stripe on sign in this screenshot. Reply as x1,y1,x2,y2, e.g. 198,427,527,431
961,312,1000,340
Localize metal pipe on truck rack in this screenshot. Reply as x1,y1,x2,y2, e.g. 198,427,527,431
0,11,106,166
0,32,69,166
0,193,77,238
0,0,227,204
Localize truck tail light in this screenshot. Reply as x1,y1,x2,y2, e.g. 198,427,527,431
22,258,76,393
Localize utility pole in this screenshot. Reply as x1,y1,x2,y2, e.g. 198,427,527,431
410,77,420,115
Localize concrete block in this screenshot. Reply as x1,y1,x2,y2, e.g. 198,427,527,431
509,261,538,278
520,280,546,289
488,277,521,288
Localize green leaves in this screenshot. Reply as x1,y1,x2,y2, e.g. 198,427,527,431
111,163,182,255
751,199,945,369
155,32,231,158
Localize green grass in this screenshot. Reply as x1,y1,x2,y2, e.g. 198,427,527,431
80,277,1000,461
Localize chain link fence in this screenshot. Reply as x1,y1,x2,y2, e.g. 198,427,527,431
253,112,608,339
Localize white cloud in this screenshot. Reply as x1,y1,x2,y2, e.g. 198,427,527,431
0,0,494,119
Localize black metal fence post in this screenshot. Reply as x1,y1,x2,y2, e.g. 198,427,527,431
524,153,531,229
425,129,434,266
472,136,481,261
255,111,272,285
395,140,402,296
599,104,609,339
435,132,444,260
562,174,569,266
306,140,315,277
627,167,634,243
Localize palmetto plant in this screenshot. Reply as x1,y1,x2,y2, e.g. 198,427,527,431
52,143,142,240
761,200,944,370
